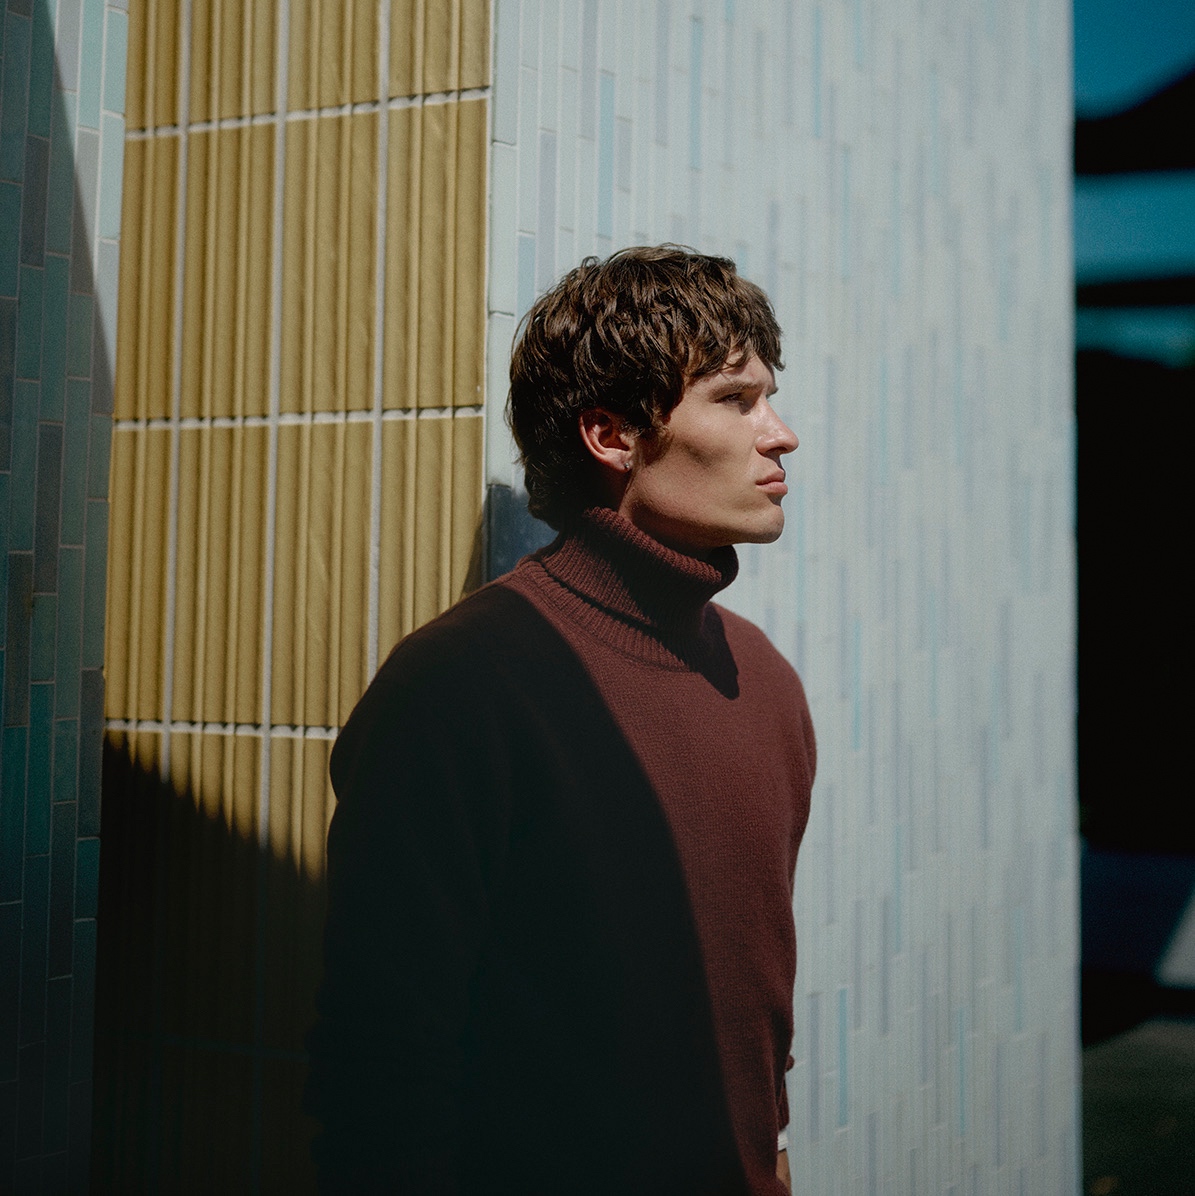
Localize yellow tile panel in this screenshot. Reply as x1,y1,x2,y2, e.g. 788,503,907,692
105,428,172,723
389,0,491,97
271,422,372,728
115,135,178,421
169,731,261,842
268,736,334,881
280,113,377,414
125,0,182,130
384,99,486,410
190,0,279,121
172,426,269,726
181,126,274,419
288,0,379,111
378,414,483,650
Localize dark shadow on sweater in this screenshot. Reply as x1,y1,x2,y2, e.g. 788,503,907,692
307,585,748,1195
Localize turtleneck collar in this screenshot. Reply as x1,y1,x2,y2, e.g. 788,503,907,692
531,507,739,647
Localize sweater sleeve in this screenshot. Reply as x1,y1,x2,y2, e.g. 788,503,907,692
304,634,510,1193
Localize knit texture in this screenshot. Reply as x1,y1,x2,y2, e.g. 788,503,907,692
307,510,815,1194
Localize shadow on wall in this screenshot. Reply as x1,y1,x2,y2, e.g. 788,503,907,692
91,738,325,1193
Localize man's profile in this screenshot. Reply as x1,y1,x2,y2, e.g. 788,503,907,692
306,246,816,1194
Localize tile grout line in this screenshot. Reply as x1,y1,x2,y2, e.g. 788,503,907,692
157,0,196,784
111,406,485,431
124,87,494,139
258,0,292,851
105,718,341,740
367,0,392,683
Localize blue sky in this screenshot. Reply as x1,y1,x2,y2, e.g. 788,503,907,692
1073,0,1195,363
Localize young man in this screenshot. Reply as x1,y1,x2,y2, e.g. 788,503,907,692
306,246,816,1194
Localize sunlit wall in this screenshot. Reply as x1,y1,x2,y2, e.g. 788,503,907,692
484,2,1079,1192
97,0,489,1188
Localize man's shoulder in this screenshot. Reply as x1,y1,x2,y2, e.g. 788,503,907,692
370,577,540,697
711,603,801,680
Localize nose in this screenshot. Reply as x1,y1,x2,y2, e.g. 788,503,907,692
759,400,798,455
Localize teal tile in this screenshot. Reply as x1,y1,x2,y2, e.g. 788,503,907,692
77,0,103,130
0,475,9,614
45,95,74,257
9,380,40,550
60,380,90,545
102,10,128,117
29,593,56,681
74,837,98,919
39,253,68,420
54,547,81,718
52,720,77,805
1,729,28,903
18,133,47,267
26,682,54,853
0,298,13,464
86,410,109,501
98,114,124,240
80,500,106,669
15,263,44,379
66,291,92,378
0,13,31,182
0,183,20,296
27,0,54,140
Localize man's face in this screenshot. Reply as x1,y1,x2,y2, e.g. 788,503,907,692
619,353,798,557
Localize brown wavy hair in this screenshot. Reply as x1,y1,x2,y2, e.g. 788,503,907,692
507,245,783,529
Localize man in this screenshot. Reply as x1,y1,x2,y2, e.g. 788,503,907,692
306,246,816,1194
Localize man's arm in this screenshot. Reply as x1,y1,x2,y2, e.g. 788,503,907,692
304,639,509,1192
777,1148,792,1193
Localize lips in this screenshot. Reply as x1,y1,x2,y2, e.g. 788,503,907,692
758,473,788,496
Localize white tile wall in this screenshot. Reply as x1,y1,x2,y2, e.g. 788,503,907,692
486,1,1079,1191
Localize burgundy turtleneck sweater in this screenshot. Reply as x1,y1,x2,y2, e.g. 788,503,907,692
307,509,815,1195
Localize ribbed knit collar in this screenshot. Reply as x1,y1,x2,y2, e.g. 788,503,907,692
530,507,739,659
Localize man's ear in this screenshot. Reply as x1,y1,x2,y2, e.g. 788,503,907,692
578,409,636,473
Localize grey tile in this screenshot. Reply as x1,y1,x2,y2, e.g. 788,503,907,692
15,264,43,380
48,802,76,978
0,12,31,183
18,135,47,268
75,669,101,835
52,719,76,806
42,977,70,1153
0,902,20,1081
69,919,95,1083
28,592,53,682
45,95,73,258
25,0,53,140
0,728,26,905
37,252,67,420
0,183,19,297
15,1040,44,1161
68,130,98,296
4,553,32,725
54,0,82,96
8,381,39,550
53,549,81,719
59,381,89,546
18,852,48,1048
24,684,50,854
32,421,62,593
79,501,105,670
86,411,110,501
73,836,97,920
0,299,16,470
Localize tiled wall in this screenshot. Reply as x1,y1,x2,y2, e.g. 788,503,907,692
1,0,128,1188
95,0,489,1187
486,1,1079,1191
1,0,128,1186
